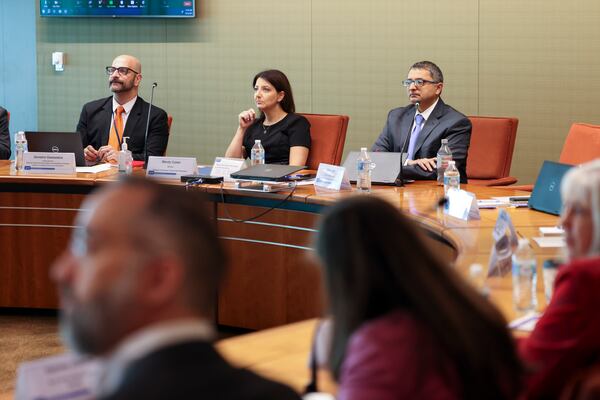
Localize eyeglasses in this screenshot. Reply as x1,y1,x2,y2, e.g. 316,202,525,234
105,66,139,76
402,79,439,87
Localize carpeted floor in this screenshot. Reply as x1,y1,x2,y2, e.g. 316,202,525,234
0,311,249,399
0,311,63,399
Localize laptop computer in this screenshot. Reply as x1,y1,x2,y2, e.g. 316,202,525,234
25,132,87,166
230,164,305,182
528,160,573,215
342,152,407,185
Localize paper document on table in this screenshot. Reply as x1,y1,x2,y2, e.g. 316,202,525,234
477,199,508,209
509,312,541,332
76,163,113,174
539,226,565,236
293,179,316,186
533,236,566,248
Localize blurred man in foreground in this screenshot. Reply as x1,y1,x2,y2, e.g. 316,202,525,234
51,178,300,399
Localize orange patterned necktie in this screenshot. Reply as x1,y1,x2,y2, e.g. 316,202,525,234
108,106,125,152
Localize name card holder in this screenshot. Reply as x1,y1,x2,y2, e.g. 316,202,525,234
445,188,481,221
314,163,352,192
211,157,246,182
16,352,102,400
146,156,198,180
488,208,519,277
23,152,76,175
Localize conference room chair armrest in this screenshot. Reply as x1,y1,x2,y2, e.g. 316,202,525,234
504,184,534,192
468,176,518,186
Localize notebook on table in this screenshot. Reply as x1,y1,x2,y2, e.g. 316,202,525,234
342,152,407,185
25,132,87,167
528,160,573,215
230,164,305,182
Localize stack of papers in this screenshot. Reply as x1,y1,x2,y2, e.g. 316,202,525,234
532,226,566,248
75,164,113,174
539,226,564,236
532,236,565,248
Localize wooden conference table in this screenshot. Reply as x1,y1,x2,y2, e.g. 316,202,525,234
0,160,561,393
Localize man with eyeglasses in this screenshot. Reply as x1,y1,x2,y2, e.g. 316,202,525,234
51,178,302,399
372,61,471,183
76,55,169,164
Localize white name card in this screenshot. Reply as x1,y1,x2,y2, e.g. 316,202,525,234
146,156,197,180
16,352,102,400
211,157,246,182
23,152,76,175
445,188,481,220
315,163,351,191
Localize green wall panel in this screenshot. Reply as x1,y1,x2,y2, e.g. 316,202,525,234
36,0,600,183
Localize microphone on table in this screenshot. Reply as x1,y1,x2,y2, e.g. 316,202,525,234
396,102,419,187
436,196,449,209
143,82,158,168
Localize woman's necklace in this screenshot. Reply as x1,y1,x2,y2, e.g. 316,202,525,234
262,113,287,135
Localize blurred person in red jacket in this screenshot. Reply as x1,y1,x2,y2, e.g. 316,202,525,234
520,159,600,399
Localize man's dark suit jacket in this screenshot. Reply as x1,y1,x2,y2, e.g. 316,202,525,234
99,341,302,400
372,98,471,183
76,96,169,161
0,107,10,159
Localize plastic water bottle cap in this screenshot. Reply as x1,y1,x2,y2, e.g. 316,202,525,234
255,139,261,144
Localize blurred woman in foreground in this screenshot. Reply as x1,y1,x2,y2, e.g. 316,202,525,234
315,195,522,400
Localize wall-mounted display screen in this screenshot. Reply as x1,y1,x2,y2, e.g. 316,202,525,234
40,0,195,18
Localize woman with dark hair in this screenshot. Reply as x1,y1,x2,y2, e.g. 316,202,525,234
225,70,310,165
519,159,600,400
316,196,523,400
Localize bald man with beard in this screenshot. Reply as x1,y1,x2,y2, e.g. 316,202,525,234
76,55,169,164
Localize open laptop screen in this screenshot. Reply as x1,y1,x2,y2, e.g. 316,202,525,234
342,152,407,185
528,160,573,215
25,132,87,167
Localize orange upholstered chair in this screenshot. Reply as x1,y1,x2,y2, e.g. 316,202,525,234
300,113,349,170
163,114,173,156
511,122,600,191
558,123,600,165
466,116,519,186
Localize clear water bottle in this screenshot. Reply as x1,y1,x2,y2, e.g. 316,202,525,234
118,137,133,175
15,131,28,171
443,160,460,195
250,139,265,165
356,147,372,192
512,238,537,312
436,139,452,184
